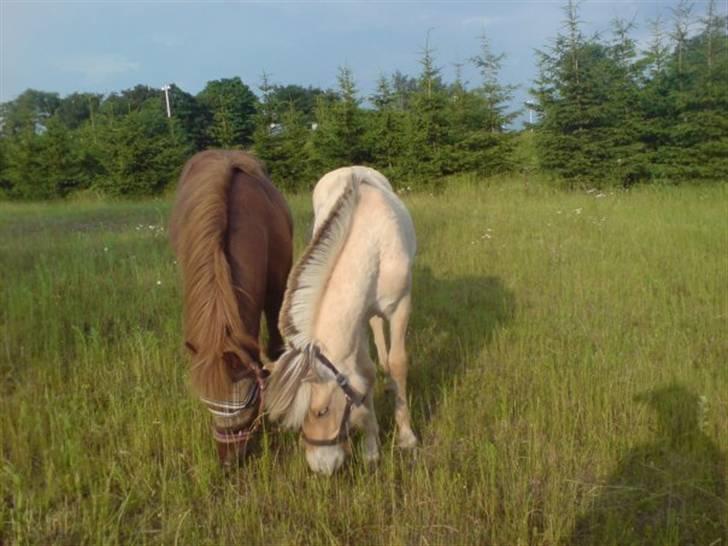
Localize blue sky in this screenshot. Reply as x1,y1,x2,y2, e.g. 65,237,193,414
0,0,707,116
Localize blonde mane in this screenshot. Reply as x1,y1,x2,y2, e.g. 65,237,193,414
169,150,265,400
266,172,361,425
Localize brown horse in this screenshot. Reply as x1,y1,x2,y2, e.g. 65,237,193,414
169,150,293,463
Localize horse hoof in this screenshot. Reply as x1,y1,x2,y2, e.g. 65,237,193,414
363,450,380,464
397,430,418,449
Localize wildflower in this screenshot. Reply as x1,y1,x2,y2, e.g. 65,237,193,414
104,247,109,252
157,280,162,286
556,210,562,215
574,208,582,215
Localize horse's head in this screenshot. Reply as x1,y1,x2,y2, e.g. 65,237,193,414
266,346,369,475
195,347,267,465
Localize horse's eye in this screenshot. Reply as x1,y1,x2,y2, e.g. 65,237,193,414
316,407,329,418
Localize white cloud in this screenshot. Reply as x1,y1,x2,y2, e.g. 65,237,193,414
56,54,140,83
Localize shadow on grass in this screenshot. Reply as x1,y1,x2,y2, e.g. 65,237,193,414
568,384,727,546
373,265,515,439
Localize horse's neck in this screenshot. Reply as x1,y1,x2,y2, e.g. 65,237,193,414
312,258,373,371
310,183,379,371
313,300,368,372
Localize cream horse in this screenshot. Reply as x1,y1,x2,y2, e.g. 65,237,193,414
266,166,417,475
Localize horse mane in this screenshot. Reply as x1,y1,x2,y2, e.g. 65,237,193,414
266,170,361,425
169,149,265,400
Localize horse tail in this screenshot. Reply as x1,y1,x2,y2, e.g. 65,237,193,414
169,150,263,400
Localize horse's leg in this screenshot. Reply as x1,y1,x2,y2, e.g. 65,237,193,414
369,316,389,373
357,343,380,463
264,290,286,361
264,246,291,362
361,389,380,463
387,294,417,449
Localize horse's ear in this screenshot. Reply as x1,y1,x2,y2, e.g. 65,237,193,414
222,351,254,383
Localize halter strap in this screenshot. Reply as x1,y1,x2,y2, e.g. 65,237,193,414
202,359,269,446
300,346,367,447
311,346,366,406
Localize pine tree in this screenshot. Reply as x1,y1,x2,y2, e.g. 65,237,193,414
2,128,49,198
639,15,674,175
311,66,368,171
95,100,190,195
276,105,315,191
401,32,450,185
533,0,646,185
668,0,728,180
471,33,518,132
167,84,209,150
604,17,649,184
390,70,417,111
252,72,282,173
466,33,519,175
197,78,258,148
366,74,407,180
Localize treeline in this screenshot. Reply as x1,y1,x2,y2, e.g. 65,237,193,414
0,32,515,199
533,0,728,186
0,0,725,199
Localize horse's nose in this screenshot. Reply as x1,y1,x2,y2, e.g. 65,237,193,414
306,445,345,475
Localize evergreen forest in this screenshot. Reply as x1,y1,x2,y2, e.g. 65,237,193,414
0,0,725,199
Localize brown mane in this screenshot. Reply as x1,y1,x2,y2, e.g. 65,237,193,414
169,150,266,399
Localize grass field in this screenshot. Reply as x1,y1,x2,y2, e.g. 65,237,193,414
1,179,727,545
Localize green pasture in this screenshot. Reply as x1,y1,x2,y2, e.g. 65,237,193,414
1,179,726,545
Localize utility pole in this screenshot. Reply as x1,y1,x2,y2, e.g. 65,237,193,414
161,84,172,118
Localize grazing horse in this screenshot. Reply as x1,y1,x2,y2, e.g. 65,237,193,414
169,150,293,463
266,166,417,475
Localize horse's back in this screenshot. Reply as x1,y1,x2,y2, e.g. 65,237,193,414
357,185,415,316
227,169,292,243
313,166,416,257
314,167,414,319
226,169,293,329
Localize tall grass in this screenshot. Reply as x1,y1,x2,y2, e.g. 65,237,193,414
1,181,726,545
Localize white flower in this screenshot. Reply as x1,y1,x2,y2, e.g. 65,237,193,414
104,247,108,252
574,208,582,215
156,280,162,286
